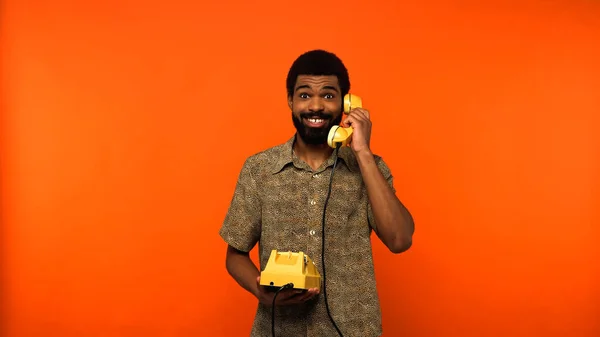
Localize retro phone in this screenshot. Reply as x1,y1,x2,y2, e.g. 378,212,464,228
327,93,363,148
259,249,321,291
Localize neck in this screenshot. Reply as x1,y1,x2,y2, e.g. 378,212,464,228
293,134,334,171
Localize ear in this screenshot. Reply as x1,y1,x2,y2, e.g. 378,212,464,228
287,95,293,110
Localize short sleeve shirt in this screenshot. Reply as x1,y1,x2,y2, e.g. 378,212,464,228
219,135,395,337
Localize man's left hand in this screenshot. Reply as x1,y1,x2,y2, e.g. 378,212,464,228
341,108,372,154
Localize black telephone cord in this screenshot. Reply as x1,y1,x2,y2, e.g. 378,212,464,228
271,282,295,337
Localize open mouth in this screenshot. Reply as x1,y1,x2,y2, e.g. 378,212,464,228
303,116,328,128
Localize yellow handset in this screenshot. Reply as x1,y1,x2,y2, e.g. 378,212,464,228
327,93,363,148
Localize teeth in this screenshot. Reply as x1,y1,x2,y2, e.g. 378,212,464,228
308,118,324,123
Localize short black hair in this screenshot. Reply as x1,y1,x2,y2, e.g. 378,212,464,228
286,49,351,99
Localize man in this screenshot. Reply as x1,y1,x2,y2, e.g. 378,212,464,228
219,49,415,336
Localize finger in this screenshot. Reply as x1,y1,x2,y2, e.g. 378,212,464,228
292,289,317,302
357,108,370,119
297,287,320,300
268,291,295,306
275,289,303,301
342,114,358,127
349,108,369,121
341,117,351,127
275,293,305,306
255,277,265,294
342,113,368,128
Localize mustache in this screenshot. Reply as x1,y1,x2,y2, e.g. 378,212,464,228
299,111,332,119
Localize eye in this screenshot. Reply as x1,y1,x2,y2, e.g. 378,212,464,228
299,93,309,99
324,94,334,99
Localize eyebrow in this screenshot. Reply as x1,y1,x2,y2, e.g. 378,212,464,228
294,84,339,92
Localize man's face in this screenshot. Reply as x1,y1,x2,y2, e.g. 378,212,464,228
288,75,343,145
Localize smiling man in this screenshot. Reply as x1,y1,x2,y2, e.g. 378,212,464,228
219,49,415,337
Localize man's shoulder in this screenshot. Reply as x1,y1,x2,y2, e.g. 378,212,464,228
245,142,285,162
239,139,291,174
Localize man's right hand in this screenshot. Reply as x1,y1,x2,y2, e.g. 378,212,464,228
255,276,319,307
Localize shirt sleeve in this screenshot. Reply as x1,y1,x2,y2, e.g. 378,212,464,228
367,156,396,232
219,157,262,252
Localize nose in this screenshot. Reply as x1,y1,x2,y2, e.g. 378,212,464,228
308,97,324,111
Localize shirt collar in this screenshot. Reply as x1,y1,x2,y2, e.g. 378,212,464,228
271,135,357,174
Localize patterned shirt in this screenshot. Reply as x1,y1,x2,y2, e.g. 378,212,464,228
219,135,396,337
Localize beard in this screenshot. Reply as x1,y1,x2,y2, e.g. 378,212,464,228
292,110,343,145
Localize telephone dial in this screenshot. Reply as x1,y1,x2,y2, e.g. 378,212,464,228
327,93,363,148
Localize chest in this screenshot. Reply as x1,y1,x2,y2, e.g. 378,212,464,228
259,167,367,231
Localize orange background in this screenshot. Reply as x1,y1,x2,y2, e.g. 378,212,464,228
1,0,599,336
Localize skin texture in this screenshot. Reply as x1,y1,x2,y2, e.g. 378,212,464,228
225,74,415,307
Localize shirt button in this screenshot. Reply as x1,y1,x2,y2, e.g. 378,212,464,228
312,173,320,178
310,199,316,205
309,230,316,235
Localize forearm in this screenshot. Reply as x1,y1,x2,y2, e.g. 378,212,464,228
356,150,415,253
225,245,261,298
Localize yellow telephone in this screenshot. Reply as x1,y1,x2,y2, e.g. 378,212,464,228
259,250,321,291
327,93,363,148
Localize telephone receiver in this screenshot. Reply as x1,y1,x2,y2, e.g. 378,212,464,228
327,93,363,148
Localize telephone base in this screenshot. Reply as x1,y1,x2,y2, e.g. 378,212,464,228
259,250,321,291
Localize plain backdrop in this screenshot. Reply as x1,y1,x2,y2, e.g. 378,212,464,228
1,0,599,336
